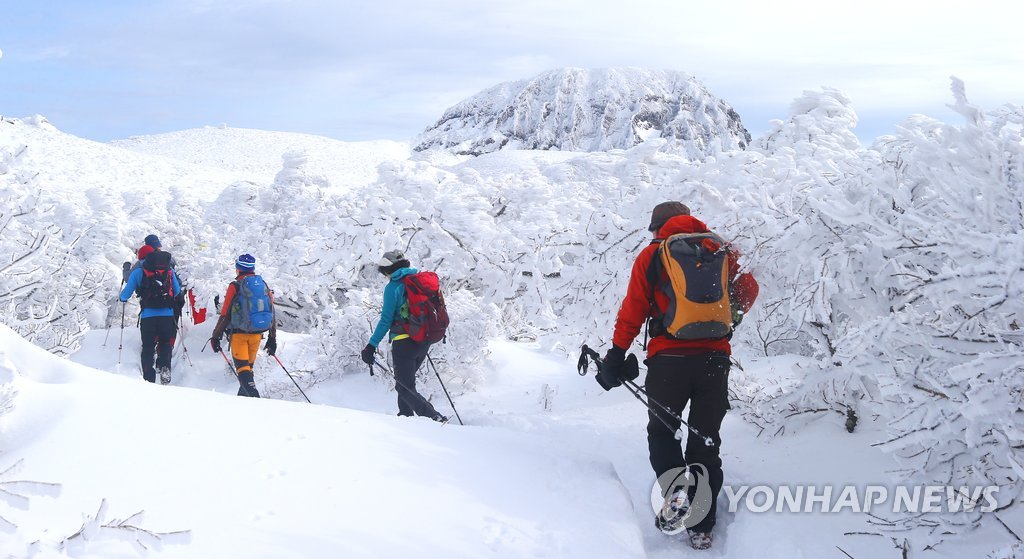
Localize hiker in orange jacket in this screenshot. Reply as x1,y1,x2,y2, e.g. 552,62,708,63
210,254,277,398
600,201,758,550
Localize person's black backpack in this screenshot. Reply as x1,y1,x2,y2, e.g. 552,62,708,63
137,251,175,309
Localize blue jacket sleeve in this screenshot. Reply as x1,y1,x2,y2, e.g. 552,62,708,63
173,274,181,297
119,268,142,302
368,282,397,348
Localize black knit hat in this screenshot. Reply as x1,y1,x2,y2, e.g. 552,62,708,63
648,201,691,232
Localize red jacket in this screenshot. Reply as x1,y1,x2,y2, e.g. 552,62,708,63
612,215,759,357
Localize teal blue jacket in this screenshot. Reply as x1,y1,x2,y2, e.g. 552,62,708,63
368,267,417,347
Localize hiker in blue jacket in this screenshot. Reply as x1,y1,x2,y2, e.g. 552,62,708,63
361,250,446,422
119,249,182,384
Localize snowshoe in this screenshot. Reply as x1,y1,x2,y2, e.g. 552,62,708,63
655,488,690,535
688,531,713,550
158,367,171,385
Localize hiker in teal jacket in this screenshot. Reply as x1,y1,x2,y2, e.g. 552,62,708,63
361,250,446,422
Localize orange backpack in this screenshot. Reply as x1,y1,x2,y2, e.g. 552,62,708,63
647,232,733,340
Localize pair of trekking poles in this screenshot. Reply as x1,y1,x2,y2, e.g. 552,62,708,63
578,344,715,447
367,350,464,426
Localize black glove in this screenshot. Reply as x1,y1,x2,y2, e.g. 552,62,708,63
265,336,277,356
596,346,627,391
211,337,222,353
623,354,640,381
361,344,376,366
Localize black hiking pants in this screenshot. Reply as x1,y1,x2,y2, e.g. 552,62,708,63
645,352,730,534
392,338,439,418
139,315,176,383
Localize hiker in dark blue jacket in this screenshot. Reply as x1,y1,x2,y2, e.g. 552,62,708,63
119,250,182,384
361,250,446,422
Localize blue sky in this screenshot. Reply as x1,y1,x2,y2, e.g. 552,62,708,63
2,0,1021,144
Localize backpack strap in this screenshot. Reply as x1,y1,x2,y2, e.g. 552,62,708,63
643,239,665,350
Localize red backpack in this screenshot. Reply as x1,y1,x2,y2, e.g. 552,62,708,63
137,251,175,309
402,272,449,344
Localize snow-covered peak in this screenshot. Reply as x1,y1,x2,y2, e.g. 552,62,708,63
414,67,751,159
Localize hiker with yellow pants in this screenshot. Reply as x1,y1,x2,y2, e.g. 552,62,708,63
210,254,277,397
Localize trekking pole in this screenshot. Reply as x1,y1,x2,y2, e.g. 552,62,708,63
426,354,463,425
272,355,312,404
117,302,127,364
218,348,237,374
105,263,131,348
578,344,713,446
176,321,194,368
580,344,696,440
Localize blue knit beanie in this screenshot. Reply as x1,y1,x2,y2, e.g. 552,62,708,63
236,253,256,271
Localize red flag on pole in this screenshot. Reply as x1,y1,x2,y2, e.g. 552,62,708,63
188,288,207,325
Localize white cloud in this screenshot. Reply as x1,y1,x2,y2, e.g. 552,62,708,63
4,0,1023,141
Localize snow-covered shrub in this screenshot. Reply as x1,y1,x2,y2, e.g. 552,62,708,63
855,82,1024,532
737,80,1024,535
0,144,109,355
195,153,508,389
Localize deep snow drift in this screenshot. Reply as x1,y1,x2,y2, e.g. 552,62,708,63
2,323,645,558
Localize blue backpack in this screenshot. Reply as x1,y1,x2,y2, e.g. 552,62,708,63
229,275,274,333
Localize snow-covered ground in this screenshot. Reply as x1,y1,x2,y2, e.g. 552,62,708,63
4,309,1020,557
8,310,1007,558
4,323,646,558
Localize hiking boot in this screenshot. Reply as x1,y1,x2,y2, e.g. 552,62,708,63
688,530,713,550
158,367,171,385
432,413,449,424
655,487,690,535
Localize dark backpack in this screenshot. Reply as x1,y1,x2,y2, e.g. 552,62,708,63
646,232,733,340
401,272,449,344
137,251,175,309
229,275,274,333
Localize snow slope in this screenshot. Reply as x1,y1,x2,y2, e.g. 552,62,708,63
2,116,242,202
1,323,644,558
15,315,1011,559
110,126,410,189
